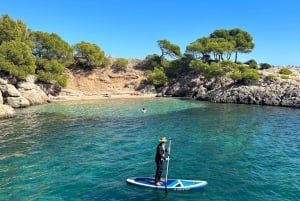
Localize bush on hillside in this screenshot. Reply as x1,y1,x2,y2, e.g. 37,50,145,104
279,67,292,75
260,63,271,69
112,58,128,71
245,59,258,69
147,67,168,87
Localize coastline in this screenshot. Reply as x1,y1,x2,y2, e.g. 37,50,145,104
50,93,158,102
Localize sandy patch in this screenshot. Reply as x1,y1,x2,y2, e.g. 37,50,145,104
50,93,157,102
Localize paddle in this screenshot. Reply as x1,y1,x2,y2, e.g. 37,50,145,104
165,138,172,193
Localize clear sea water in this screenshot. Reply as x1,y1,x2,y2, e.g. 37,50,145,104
0,98,299,201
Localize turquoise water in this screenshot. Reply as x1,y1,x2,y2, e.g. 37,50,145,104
0,98,299,201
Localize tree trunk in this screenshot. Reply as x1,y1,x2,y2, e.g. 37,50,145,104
234,51,238,63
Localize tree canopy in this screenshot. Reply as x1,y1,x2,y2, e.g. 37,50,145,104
0,14,31,45
0,40,36,78
0,14,35,78
146,28,258,86
30,31,73,85
186,28,254,63
30,31,73,66
229,28,255,62
157,39,182,59
0,14,110,86
73,41,107,69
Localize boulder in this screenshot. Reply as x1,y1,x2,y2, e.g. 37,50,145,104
0,104,15,119
17,75,37,90
0,78,7,85
17,76,49,105
7,84,21,97
7,96,30,108
19,88,49,105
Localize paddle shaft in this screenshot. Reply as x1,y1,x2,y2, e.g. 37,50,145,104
165,139,171,193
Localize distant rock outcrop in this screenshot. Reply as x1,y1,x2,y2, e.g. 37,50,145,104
205,80,300,107
0,104,15,119
165,67,300,108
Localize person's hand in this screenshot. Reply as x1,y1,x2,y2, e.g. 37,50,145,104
165,156,170,161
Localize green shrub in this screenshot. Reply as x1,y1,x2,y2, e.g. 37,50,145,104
147,67,168,87
112,58,128,71
241,68,260,84
230,70,242,82
245,59,258,69
267,74,276,80
260,63,271,69
57,75,67,87
279,67,292,75
230,64,260,84
281,75,289,79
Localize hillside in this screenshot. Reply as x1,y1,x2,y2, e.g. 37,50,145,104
61,59,148,96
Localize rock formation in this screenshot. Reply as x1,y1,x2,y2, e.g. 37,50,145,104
0,75,49,119
165,67,300,108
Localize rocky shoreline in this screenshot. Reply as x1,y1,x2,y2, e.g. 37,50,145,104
0,75,49,118
1,66,300,119
165,67,300,108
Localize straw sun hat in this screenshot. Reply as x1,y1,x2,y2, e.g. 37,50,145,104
159,137,167,142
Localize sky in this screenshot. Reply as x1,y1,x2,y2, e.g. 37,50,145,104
1,0,300,66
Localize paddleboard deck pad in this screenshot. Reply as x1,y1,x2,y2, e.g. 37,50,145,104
126,177,207,191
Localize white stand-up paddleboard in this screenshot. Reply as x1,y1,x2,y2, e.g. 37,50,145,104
126,177,207,191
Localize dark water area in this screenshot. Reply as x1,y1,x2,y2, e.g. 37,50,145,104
0,98,299,200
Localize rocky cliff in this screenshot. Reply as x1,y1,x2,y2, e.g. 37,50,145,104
165,67,300,108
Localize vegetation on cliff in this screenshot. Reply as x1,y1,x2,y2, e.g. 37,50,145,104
141,28,258,88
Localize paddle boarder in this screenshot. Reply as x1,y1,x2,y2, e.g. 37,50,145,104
154,137,169,186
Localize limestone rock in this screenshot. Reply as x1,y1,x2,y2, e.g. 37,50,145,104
7,96,30,108
18,76,49,105
0,104,16,119
0,78,7,85
7,84,21,97
19,88,49,105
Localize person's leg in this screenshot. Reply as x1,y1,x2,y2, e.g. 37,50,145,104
155,161,160,183
157,161,163,182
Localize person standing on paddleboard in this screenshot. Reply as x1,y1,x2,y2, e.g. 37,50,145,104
154,137,169,186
